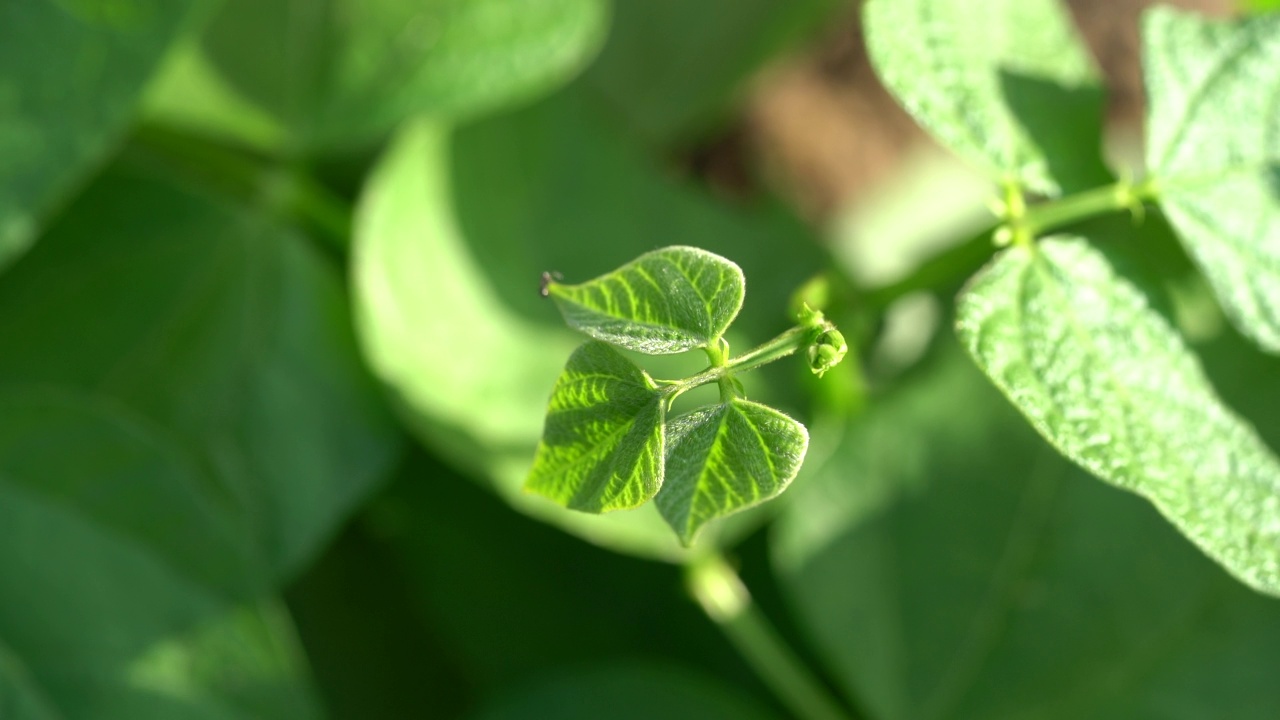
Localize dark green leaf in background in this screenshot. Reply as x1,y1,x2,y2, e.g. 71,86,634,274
956,237,1280,596
1143,8,1280,353
0,0,200,269
582,0,845,145
547,246,745,355
775,341,1280,720
199,0,608,150
658,399,807,545
0,162,401,580
527,341,665,512
864,0,1104,195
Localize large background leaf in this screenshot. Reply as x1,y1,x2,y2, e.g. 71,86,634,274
775,340,1280,720
957,237,1280,595
0,161,401,579
1143,8,1280,352
0,0,200,268
198,0,608,150
864,0,1106,195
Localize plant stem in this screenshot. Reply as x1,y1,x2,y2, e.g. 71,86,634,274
1014,179,1156,239
668,326,811,397
686,553,852,720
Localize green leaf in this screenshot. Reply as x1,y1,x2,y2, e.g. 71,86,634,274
526,342,665,512
199,0,608,149
775,340,1280,720
657,399,808,545
0,0,200,268
582,0,844,145
956,236,1280,596
0,161,401,578
547,246,746,355
0,392,320,719
1143,8,1280,352
863,0,1102,195
469,660,780,720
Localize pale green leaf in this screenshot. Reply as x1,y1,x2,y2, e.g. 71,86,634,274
526,341,665,512
775,339,1280,720
200,0,608,149
548,246,746,354
864,0,1103,195
956,236,1280,595
1143,8,1280,352
0,0,199,268
657,399,807,545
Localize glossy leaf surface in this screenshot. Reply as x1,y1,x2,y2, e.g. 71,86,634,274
864,0,1103,195
658,399,808,545
957,237,1280,595
1143,8,1280,352
547,246,746,354
527,342,665,513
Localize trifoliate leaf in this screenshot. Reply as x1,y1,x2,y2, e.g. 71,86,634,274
1143,8,1280,352
527,341,665,512
546,246,745,354
957,236,1280,596
864,0,1103,196
657,399,808,545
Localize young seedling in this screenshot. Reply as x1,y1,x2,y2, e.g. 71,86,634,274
525,246,846,545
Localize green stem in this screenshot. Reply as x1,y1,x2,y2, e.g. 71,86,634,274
687,553,852,720
1016,179,1155,238
669,326,811,396
127,123,353,255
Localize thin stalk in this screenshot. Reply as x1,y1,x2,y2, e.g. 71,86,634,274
687,553,852,720
1019,180,1153,237
666,325,811,397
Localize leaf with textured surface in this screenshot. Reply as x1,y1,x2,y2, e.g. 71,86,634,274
658,399,807,545
957,236,1280,595
1143,8,1280,352
548,246,745,354
200,0,607,148
527,342,665,512
0,0,198,268
775,340,1280,720
864,0,1102,195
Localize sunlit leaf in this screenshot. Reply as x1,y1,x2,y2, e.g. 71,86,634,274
0,0,199,268
658,399,807,545
864,0,1104,195
775,340,1280,720
527,342,665,513
547,246,745,355
957,237,1280,595
1143,8,1280,352
200,0,608,149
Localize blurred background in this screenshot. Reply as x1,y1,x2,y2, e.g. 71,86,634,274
4,0,1280,718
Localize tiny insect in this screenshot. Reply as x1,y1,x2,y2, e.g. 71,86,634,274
539,271,562,298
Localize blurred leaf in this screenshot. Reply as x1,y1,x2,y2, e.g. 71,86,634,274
775,340,1280,720
547,246,745,355
1143,8,1280,352
582,0,845,145
0,0,200,268
199,0,608,150
864,0,1101,195
0,392,319,719
142,39,286,151
956,237,1280,595
0,163,401,578
527,342,665,512
469,660,780,720
658,400,807,545
353,84,827,558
